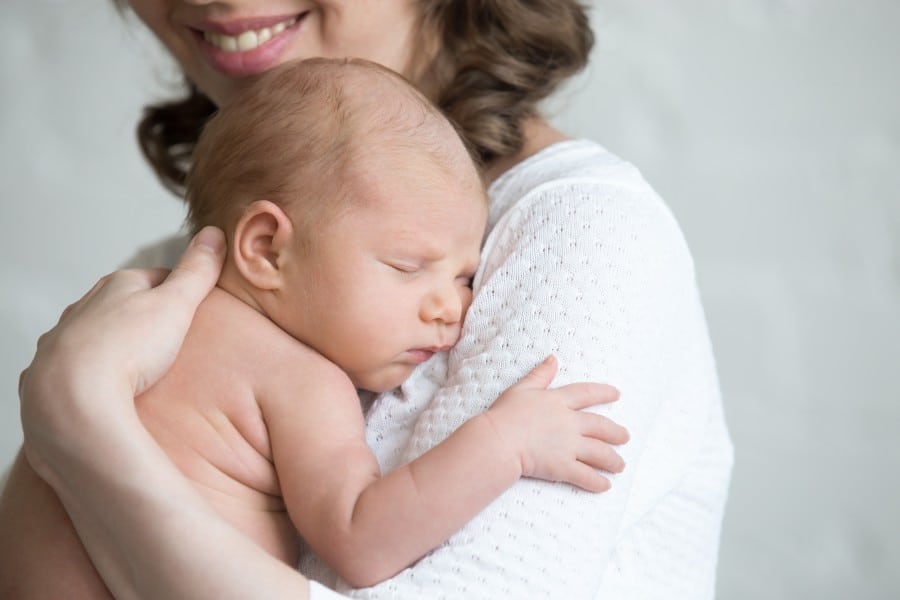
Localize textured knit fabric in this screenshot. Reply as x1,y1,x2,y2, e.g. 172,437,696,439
128,139,733,599
310,580,354,600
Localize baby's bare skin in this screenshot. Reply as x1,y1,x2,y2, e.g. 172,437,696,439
1,278,625,596
1,249,626,597
135,281,625,588
136,287,331,564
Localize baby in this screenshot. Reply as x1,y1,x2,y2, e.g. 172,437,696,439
131,58,627,589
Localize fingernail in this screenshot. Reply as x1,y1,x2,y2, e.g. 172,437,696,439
193,226,225,254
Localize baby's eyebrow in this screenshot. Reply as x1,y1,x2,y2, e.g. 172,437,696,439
390,233,444,261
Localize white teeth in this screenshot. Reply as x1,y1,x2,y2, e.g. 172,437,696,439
203,17,297,53
236,31,257,51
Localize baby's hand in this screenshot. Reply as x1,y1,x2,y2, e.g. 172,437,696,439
483,355,629,493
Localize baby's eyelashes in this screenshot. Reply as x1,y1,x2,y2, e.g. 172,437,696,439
386,261,422,275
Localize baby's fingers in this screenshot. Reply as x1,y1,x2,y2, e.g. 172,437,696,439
556,382,620,411
580,412,630,445
563,462,612,493
578,438,626,474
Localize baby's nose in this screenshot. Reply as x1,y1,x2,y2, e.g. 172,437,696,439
421,285,463,324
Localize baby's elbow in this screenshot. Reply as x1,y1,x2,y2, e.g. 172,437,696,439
328,545,400,589
339,567,392,590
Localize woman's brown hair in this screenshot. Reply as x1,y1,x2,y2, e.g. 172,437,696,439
129,0,593,197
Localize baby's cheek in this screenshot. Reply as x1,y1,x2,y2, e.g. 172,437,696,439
460,289,474,318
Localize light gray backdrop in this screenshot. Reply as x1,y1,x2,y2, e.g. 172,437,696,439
2,1,898,598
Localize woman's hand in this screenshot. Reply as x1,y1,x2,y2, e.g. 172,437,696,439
19,226,225,480
12,225,318,599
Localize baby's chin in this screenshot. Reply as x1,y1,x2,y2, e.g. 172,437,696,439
352,364,416,394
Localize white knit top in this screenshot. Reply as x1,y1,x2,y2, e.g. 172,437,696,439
131,139,733,600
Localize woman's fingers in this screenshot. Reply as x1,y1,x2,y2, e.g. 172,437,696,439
154,226,225,307
23,226,227,406
52,273,112,327
133,268,172,289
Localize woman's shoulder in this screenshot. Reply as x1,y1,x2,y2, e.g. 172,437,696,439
492,138,638,182
487,139,686,254
486,139,664,230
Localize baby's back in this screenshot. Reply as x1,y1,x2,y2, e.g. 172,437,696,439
136,287,303,563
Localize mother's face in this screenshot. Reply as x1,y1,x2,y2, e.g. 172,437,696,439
128,0,422,106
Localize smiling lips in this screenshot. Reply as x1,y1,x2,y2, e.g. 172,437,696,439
190,12,308,77
201,16,299,53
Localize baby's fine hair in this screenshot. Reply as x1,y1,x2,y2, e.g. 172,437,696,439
185,58,471,237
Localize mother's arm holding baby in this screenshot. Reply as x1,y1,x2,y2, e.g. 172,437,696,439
6,228,320,599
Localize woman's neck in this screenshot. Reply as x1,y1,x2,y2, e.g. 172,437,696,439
483,118,571,184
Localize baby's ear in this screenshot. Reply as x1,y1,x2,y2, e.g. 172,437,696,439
232,200,294,290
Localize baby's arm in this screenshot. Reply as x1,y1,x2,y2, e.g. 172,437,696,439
262,355,626,589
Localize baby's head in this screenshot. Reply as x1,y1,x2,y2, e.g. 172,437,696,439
186,58,487,391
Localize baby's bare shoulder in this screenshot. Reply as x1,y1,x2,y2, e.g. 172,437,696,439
192,289,354,403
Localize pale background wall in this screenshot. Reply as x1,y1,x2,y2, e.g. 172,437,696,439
1,1,897,598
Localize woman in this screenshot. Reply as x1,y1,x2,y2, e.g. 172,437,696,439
1,0,733,598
